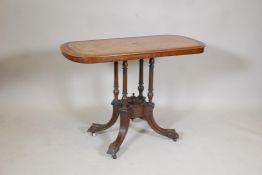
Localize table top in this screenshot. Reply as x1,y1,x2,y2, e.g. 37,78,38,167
60,35,205,64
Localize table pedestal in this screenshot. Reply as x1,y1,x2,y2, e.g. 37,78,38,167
87,58,179,159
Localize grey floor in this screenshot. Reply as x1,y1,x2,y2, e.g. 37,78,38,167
1,107,261,175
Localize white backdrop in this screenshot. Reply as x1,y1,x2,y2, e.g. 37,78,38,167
1,0,262,111
1,1,262,175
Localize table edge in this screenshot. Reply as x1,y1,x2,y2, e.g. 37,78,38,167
61,47,204,64
60,35,205,64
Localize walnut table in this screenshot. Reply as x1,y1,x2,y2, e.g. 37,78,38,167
60,35,205,159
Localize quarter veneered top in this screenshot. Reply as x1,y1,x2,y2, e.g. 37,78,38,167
60,35,205,64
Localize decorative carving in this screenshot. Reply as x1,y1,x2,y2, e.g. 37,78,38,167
113,61,119,101
89,59,179,159
106,108,130,159
163,129,179,141
88,123,104,133
87,103,120,134
106,142,119,159
144,102,179,142
138,59,145,100
148,58,155,103
87,62,120,135
122,61,128,108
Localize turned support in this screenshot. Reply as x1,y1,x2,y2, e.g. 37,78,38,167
138,59,145,99
107,61,130,159
148,58,154,103
112,61,119,103
87,61,120,135
122,61,128,108
90,58,179,159
144,58,179,142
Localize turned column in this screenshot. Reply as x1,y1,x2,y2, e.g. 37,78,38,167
87,61,121,135
112,61,119,103
144,57,179,142
122,61,128,108
138,59,144,99
148,58,155,103
107,61,130,159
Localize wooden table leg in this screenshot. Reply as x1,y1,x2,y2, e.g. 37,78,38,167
144,58,179,141
89,59,178,159
87,62,120,135
107,61,130,159
138,59,145,100
130,59,146,122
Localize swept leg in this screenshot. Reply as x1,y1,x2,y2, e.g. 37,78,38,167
107,108,130,159
145,58,179,141
131,59,145,121
87,62,120,135
107,61,129,159
87,103,120,135
144,103,179,141
138,59,145,100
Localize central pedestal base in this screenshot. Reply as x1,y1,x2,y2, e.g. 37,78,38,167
87,59,179,159
88,94,179,159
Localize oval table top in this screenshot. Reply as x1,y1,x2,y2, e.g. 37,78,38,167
60,35,205,64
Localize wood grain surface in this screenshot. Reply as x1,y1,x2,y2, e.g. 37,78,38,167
60,35,205,64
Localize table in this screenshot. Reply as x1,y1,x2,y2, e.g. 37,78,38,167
60,35,205,159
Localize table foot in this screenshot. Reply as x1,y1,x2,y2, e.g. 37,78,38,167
106,108,130,159
107,142,119,159
144,103,179,141
87,59,179,158
87,102,120,134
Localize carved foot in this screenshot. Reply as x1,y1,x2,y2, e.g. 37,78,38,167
162,129,179,141
144,103,179,141
106,107,130,159
87,123,104,135
87,104,120,135
106,142,120,159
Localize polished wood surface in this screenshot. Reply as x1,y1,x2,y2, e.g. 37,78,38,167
61,35,204,158
87,59,179,159
60,35,205,64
